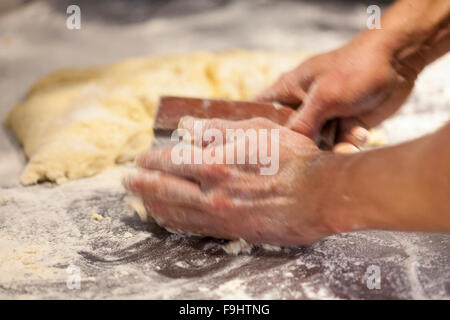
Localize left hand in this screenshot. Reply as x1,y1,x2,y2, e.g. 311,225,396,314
122,117,342,246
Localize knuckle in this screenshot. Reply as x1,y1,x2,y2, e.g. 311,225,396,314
178,116,194,129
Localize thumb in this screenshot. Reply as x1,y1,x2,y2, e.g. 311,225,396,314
287,83,333,140
286,111,319,139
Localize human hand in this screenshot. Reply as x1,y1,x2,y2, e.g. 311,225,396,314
256,37,417,147
122,117,341,246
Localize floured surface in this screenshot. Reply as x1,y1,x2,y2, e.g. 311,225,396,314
1,0,450,299
1,168,450,299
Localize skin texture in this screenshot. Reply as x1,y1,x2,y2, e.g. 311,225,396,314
123,0,450,246
124,117,332,246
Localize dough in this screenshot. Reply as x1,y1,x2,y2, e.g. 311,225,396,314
125,195,148,223
6,50,308,185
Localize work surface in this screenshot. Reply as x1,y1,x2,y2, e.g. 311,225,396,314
1,0,449,299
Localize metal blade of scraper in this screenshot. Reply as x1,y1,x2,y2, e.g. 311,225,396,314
153,96,338,149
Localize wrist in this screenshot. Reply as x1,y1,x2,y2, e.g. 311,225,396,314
352,28,424,80
353,0,450,78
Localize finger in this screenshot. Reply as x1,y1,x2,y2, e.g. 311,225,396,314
337,118,369,148
178,117,232,148
143,200,235,239
287,79,339,139
219,129,284,174
177,117,217,148
179,116,278,132
332,142,360,154
254,77,306,105
136,147,228,184
122,169,207,206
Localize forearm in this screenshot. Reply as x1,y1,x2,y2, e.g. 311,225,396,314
357,0,450,74
318,122,450,234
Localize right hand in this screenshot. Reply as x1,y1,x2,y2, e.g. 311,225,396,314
256,36,418,149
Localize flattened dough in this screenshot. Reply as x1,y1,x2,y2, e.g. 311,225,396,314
6,50,308,184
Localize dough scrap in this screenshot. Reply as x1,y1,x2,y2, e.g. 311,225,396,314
90,213,103,222
125,195,148,223
6,51,308,185
222,238,254,255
